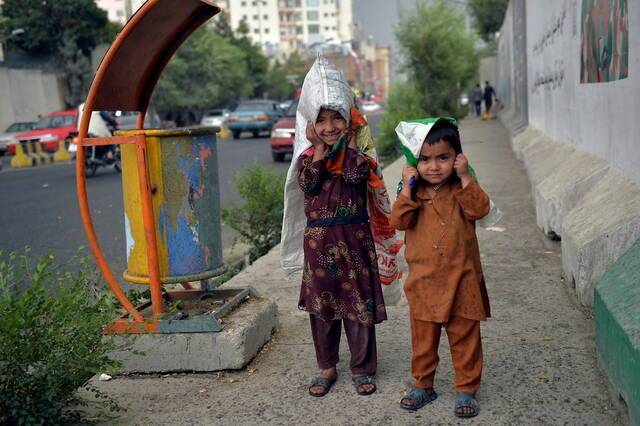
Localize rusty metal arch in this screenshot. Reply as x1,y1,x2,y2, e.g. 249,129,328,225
76,0,220,329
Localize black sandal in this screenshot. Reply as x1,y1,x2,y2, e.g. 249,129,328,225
400,387,438,411
352,375,376,396
308,376,336,397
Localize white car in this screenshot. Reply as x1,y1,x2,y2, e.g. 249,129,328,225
200,109,230,128
361,101,382,112
0,121,37,155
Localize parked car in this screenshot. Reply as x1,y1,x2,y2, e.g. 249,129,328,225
270,100,297,162
361,101,382,113
9,109,78,154
279,100,293,111
0,121,37,155
200,109,230,128
226,100,283,139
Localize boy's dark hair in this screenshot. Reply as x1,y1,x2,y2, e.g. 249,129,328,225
424,120,462,154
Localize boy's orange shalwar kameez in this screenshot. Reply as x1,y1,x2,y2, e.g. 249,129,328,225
389,179,490,394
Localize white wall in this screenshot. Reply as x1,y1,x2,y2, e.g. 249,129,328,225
526,0,639,184
0,67,65,130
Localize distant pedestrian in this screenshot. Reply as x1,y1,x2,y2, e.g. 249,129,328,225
281,57,399,398
391,118,492,418
470,84,483,116
483,81,496,115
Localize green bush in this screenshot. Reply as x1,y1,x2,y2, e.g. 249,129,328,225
376,80,427,164
221,163,286,260
0,251,122,425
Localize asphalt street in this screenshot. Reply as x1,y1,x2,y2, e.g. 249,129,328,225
0,113,381,283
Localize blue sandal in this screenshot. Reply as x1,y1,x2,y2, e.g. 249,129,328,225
400,387,438,411
453,392,480,418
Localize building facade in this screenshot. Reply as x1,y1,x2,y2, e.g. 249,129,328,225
219,0,353,59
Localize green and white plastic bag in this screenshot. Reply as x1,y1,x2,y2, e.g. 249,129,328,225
394,118,503,228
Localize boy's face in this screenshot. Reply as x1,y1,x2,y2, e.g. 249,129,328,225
417,140,456,185
314,109,347,146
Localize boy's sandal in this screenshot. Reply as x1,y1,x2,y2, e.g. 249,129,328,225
453,392,480,418
352,375,376,396
400,387,438,411
308,376,336,397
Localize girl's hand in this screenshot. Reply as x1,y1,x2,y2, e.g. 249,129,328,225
306,121,325,149
307,121,325,161
454,153,469,178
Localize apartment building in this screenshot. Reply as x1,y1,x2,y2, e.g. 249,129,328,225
220,0,353,58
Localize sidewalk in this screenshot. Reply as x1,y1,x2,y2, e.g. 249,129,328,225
93,118,626,425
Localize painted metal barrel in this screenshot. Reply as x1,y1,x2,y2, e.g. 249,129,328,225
119,127,224,284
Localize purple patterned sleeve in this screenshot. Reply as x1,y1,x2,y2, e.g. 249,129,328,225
298,155,326,194
342,148,370,185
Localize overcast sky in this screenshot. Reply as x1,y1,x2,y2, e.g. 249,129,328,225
352,0,415,78
352,0,470,79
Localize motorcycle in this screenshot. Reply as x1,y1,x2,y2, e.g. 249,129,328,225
68,132,121,177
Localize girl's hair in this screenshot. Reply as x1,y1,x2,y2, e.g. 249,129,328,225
424,121,462,154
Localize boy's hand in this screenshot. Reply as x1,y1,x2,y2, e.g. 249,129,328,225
454,153,469,177
402,165,419,186
454,153,473,188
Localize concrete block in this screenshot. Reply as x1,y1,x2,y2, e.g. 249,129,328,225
511,127,542,160
110,295,278,373
535,150,610,237
561,171,640,306
594,239,640,426
521,136,574,193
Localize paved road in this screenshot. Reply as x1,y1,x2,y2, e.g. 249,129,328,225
0,135,288,279
0,113,381,280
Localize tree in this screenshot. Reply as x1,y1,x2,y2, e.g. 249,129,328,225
1,0,116,107
468,0,509,42
1,0,110,55
59,35,92,107
263,61,295,101
214,14,269,98
396,0,478,118
153,27,252,120
282,51,311,87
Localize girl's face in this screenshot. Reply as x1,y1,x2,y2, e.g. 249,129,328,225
417,140,456,185
314,109,347,145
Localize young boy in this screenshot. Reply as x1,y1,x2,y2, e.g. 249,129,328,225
389,118,491,418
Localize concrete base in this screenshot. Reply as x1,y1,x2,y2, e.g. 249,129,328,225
561,171,640,306
595,239,640,426
510,126,542,160
110,295,278,373
521,136,575,194
535,150,610,237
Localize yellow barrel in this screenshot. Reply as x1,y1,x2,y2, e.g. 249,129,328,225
119,127,224,284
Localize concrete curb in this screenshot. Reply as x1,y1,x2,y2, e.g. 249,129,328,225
505,125,640,308
561,171,640,306
510,126,542,160
110,296,278,373
535,150,610,237
520,136,575,195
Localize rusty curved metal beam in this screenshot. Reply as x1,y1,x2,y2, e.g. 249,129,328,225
76,0,220,323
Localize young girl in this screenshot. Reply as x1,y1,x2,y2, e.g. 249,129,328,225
280,57,399,398
389,118,491,418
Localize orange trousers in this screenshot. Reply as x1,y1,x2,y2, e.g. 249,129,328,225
410,315,483,393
